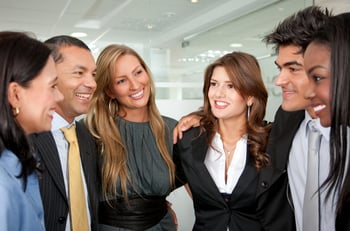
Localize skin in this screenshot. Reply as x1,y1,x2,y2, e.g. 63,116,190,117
274,45,313,112
303,42,331,127
8,57,63,134
107,54,151,122
55,46,97,123
209,66,249,123
173,44,316,142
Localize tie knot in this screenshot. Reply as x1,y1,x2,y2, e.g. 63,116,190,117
61,125,77,144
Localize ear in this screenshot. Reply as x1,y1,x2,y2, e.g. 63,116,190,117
247,96,254,107
7,82,21,108
105,88,115,99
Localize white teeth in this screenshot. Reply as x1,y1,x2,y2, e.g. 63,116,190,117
131,90,143,98
216,101,228,106
76,93,91,100
314,104,326,112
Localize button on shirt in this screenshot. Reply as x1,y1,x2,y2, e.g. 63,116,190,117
51,112,91,231
288,111,336,231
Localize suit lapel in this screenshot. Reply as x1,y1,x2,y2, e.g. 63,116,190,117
33,132,67,200
192,133,227,206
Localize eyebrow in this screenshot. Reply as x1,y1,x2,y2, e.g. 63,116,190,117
307,65,327,75
275,61,303,68
50,76,59,84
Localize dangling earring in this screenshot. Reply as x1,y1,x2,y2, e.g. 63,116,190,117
13,107,19,117
247,105,251,119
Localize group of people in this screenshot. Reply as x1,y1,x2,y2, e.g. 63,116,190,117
0,5,349,231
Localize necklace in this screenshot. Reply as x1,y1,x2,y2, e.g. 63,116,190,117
223,144,236,183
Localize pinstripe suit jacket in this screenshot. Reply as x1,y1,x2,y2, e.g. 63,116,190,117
31,120,99,231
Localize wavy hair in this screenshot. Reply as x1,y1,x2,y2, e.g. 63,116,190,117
200,51,271,169
85,44,175,201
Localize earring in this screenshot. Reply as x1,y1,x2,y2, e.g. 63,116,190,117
247,105,251,119
13,107,19,117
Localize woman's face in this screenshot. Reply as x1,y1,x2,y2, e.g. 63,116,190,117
108,54,151,118
304,41,331,127
208,66,249,122
13,57,63,134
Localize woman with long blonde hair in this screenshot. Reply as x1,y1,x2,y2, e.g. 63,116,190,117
85,44,178,231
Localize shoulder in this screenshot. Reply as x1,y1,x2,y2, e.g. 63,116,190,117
177,127,204,148
161,115,178,129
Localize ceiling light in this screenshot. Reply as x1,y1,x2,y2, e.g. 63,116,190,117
70,32,87,38
230,43,243,48
191,0,199,3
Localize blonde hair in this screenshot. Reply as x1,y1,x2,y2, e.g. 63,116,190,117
85,44,175,201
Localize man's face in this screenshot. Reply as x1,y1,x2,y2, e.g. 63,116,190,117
274,45,312,112
55,46,97,123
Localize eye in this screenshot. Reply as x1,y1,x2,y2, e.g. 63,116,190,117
227,83,234,89
135,69,143,76
312,75,324,83
209,81,217,87
116,78,126,84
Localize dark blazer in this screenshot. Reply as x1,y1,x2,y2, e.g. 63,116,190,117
174,127,262,231
256,106,305,231
31,120,98,231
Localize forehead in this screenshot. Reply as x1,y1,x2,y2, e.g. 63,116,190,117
59,46,96,68
304,42,330,65
275,45,304,66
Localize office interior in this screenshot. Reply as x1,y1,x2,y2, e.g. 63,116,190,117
0,0,348,229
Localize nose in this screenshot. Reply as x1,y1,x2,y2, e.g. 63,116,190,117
274,70,288,86
304,79,316,100
129,78,139,91
55,88,64,103
214,85,226,97
84,75,96,92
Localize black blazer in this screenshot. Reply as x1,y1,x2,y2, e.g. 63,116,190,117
174,127,262,231
256,106,305,231
31,120,98,231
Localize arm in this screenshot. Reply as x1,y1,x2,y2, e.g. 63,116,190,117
173,110,204,143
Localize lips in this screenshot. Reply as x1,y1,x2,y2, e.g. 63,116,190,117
76,93,92,100
130,89,144,99
313,104,326,113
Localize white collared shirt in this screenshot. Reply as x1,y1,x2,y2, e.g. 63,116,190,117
204,132,247,194
288,111,336,231
51,113,91,231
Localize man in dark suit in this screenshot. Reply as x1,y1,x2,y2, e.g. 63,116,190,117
31,36,98,231
256,6,333,231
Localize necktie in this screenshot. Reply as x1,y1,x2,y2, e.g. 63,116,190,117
303,121,322,231
61,126,89,231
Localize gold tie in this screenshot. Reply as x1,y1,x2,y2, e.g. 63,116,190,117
61,126,89,231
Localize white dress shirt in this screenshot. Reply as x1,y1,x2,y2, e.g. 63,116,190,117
204,132,247,194
288,111,336,231
51,113,91,231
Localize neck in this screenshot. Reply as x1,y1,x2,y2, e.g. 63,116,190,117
118,107,149,122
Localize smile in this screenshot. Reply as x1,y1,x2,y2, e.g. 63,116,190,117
76,93,92,100
313,104,326,113
130,90,144,99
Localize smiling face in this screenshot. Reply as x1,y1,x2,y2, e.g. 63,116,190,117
274,45,312,112
304,42,331,126
55,46,97,123
11,57,64,134
208,66,249,122
108,54,151,120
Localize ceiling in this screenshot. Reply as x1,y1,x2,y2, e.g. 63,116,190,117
0,0,348,84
